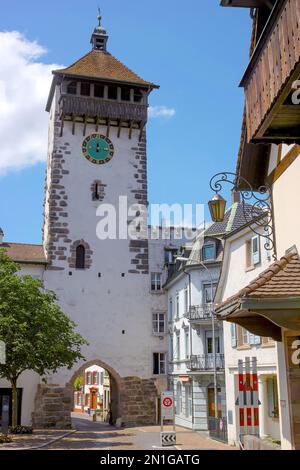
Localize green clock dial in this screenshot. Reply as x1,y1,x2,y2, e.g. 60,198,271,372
82,134,114,165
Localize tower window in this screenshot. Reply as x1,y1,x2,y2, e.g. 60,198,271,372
108,86,117,100
121,87,131,102
94,83,105,98
75,245,85,269
133,88,143,103
95,38,105,50
80,82,91,97
67,81,77,95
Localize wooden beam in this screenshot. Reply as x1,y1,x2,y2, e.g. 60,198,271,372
72,115,76,135
129,120,134,139
60,115,64,137
139,121,146,142
95,116,100,133
117,119,122,138
106,119,111,137
83,116,87,137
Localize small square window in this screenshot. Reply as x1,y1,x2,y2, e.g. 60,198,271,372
67,81,77,95
80,82,91,96
133,88,143,103
108,86,118,100
94,83,104,98
121,87,131,101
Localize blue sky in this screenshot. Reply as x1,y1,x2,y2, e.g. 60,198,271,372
0,0,251,244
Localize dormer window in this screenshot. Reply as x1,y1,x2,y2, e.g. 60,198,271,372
80,82,91,97
108,85,117,100
67,81,77,95
121,87,131,102
94,83,105,98
133,88,143,103
202,243,215,261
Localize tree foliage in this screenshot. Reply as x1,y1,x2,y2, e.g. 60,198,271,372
0,249,88,425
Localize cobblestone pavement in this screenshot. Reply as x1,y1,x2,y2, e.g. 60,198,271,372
0,414,237,451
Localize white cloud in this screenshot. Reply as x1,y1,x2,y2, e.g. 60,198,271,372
148,105,176,119
0,31,62,174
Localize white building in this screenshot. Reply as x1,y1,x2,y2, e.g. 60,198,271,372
165,197,256,433
73,365,105,413
215,220,280,446
0,18,186,428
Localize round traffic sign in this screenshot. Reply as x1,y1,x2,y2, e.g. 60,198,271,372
163,397,173,408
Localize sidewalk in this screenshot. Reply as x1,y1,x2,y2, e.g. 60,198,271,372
133,425,237,451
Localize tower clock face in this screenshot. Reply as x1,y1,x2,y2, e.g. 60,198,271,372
82,134,114,165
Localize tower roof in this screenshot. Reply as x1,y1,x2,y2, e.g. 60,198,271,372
53,50,159,89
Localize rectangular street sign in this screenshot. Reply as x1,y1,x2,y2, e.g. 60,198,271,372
161,431,176,447
161,391,174,420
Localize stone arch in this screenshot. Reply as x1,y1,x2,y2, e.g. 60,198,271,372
68,358,123,423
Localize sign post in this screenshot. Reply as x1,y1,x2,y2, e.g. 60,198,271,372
160,391,176,447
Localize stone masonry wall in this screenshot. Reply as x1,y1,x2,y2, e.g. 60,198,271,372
32,384,72,429
121,377,158,426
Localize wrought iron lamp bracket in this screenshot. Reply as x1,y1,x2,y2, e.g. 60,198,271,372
209,172,277,260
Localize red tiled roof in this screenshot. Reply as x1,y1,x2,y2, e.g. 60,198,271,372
0,243,47,265
216,250,300,313
54,50,159,88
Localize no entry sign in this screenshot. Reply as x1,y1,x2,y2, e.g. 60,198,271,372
161,391,174,420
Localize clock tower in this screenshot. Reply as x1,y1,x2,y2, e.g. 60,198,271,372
38,16,168,428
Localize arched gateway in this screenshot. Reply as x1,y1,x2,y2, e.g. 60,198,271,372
32,359,159,429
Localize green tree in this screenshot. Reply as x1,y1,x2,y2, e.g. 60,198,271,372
74,375,84,391
0,249,88,427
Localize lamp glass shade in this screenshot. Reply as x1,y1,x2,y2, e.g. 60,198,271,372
208,194,227,223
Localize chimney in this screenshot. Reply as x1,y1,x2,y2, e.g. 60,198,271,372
0,228,3,244
231,190,241,204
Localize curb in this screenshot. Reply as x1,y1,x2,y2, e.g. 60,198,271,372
6,430,77,451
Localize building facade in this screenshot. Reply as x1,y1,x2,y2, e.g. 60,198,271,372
0,18,185,428
216,0,300,450
165,199,256,431
215,222,280,445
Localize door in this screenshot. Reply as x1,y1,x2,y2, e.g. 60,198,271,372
0,388,22,426
91,389,97,409
208,387,222,418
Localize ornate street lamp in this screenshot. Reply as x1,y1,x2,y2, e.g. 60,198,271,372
208,172,277,260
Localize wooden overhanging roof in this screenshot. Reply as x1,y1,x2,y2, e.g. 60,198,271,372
53,50,159,89
0,243,47,265
215,248,300,341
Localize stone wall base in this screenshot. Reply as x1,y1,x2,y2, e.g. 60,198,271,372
32,384,72,429
121,377,158,426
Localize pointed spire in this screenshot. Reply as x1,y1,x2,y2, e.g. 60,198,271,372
91,8,109,52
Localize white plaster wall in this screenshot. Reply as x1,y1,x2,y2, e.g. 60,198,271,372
217,225,279,445
0,262,44,425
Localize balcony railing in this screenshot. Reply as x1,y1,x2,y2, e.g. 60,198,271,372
59,94,148,122
241,0,300,143
187,354,225,371
185,304,214,322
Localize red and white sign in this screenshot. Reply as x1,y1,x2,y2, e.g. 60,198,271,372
161,391,174,420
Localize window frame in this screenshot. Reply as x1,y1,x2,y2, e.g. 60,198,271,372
153,352,166,375
202,243,216,261
151,273,162,292
152,312,166,335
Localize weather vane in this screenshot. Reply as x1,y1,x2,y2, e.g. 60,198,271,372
97,6,102,28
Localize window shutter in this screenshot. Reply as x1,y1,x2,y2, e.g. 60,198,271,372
252,236,260,265
231,324,237,348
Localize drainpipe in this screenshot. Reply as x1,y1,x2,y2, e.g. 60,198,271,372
183,268,194,428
